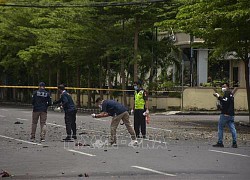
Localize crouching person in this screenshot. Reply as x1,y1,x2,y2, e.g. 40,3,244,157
92,97,138,146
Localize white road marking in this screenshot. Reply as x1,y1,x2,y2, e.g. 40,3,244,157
16,118,28,121
31,121,105,134
13,119,104,134
67,149,96,157
147,127,172,132
166,111,181,115
142,139,164,144
183,132,201,136
0,115,6,118
93,118,109,122
47,122,65,128
21,111,31,114
0,134,43,146
209,150,250,157
0,109,8,111
15,118,66,128
185,122,200,126
81,128,105,133
131,166,176,177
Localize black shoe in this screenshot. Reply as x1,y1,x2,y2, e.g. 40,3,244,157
232,143,238,148
63,137,72,141
212,143,224,148
72,135,77,140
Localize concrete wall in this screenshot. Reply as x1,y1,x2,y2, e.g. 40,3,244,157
7,87,248,111
234,88,248,110
183,88,218,110
149,97,180,110
182,87,248,111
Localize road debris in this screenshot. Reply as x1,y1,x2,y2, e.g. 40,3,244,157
14,121,23,124
0,170,11,177
75,142,90,146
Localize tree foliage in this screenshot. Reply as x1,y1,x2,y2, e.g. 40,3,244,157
1,0,177,89
160,0,250,120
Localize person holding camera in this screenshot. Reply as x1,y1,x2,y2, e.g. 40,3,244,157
213,83,237,148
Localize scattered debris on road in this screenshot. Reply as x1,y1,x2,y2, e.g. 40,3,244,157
0,170,11,177
14,121,23,124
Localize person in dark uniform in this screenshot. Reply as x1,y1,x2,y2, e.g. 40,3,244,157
53,84,77,141
92,97,138,146
132,80,149,139
213,83,237,148
31,82,52,142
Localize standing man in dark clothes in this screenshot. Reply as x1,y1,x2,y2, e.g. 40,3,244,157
132,80,149,139
53,84,77,141
213,83,237,148
31,82,52,142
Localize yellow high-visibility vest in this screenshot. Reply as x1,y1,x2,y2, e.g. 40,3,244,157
135,90,145,109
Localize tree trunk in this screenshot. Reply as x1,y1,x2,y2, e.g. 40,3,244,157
121,20,127,106
76,65,81,108
107,57,113,99
56,61,60,99
121,58,127,106
48,65,52,95
99,59,104,99
149,39,155,92
87,67,91,108
66,68,69,87
133,18,140,82
244,58,250,124
48,65,51,87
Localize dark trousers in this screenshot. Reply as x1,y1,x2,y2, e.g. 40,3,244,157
134,109,146,137
64,110,77,137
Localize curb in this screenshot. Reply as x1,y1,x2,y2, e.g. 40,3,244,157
154,111,249,116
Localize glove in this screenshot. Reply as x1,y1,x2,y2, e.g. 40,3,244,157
130,109,134,115
143,109,149,116
91,113,96,118
213,93,219,98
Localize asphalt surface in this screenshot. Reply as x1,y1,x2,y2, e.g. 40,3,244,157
0,106,250,180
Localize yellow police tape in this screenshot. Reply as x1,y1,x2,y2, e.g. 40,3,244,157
0,85,177,93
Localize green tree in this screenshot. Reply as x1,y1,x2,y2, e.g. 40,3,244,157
163,0,250,122
0,7,37,85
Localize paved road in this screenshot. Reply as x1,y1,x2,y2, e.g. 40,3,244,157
0,106,249,179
